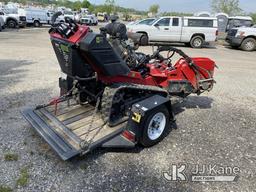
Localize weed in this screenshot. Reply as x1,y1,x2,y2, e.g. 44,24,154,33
4,153,18,161
16,167,29,187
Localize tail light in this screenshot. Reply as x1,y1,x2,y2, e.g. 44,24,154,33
122,130,135,142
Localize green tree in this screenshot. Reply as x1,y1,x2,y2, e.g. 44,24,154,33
73,1,82,11
211,0,242,15
104,0,115,14
81,0,91,8
88,5,95,13
250,13,256,23
149,4,159,15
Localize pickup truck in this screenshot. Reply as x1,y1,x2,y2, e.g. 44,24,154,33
0,9,26,28
127,16,218,48
226,26,256,51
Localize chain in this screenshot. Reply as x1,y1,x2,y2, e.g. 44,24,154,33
80,84,168,153
79,96,103,151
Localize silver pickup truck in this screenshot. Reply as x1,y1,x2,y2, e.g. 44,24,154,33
0,9,26,28
226,26,256,51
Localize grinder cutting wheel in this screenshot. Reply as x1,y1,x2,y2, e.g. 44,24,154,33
22,12,216,160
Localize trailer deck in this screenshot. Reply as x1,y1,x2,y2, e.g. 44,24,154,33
22,100,126,160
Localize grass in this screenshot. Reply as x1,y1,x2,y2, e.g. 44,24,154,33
4,153,19,161
79,163,88,171
16,167,29,187
0,185,12,192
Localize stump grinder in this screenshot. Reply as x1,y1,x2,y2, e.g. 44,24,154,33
22,13,216,160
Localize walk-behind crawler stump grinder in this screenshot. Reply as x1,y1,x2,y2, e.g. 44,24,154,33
22,13,216,160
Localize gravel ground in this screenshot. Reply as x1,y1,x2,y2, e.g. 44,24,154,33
0,26,256,192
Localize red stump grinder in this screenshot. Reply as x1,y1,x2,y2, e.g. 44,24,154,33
22,13,216,160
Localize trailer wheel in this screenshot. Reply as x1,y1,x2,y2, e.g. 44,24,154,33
190,35,204,48
34,20,40,27
241,38,256,51
7,19,17,28
140,106,170,147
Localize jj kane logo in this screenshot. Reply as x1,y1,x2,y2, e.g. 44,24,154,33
163,164,240,182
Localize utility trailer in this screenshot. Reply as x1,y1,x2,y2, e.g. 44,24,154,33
22,95,172,160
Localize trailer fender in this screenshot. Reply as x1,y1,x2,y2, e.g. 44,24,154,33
127,95,174,141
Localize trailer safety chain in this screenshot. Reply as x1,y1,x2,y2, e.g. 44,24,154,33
80,84,169,153
79,96,107,152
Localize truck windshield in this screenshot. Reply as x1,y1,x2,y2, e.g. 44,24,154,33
138,19,156,25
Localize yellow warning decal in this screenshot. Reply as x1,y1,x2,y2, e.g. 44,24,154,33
132,112,141,123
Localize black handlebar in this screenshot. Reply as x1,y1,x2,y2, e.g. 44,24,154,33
154,46,193,65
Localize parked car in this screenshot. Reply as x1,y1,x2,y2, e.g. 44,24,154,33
97,12,105,22
127,16,218,48
0,15,5,31
25,8,51,27
226,16,253,32
226,26,256,51
0,9,26,28
80,15,98,25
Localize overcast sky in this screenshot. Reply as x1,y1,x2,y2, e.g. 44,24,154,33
90,0,256,13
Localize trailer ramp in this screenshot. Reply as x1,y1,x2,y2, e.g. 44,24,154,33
22,100,126,160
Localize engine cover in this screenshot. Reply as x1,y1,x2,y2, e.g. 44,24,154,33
79,32,130,77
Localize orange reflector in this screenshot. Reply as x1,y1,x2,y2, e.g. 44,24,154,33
122,130,135,142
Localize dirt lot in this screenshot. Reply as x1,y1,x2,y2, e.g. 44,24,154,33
0,26,256,192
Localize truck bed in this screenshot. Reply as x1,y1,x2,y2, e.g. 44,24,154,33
22,99,126,160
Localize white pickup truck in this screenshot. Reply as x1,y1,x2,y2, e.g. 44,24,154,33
0,9,26,28
127,16,218,48
226,26,256,51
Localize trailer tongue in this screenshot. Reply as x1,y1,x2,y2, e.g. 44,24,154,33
22,12,216,160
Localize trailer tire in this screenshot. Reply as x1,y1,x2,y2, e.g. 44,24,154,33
140,106,170,147
240,37,256,51
34,20,40,27
7,19,17,28
190,35,204,48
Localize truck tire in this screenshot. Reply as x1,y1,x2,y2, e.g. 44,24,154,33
240,38,256,51
140,106,170,147
140,34,149,46
7,19,17,28
190,35,204,48
33,20,40,27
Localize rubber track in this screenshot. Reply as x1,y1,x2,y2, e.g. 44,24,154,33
100,83,168,124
